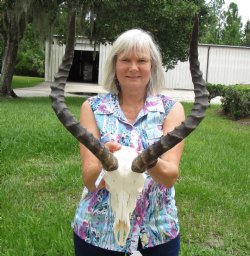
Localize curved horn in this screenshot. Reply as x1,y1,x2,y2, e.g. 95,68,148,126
50,11,118,172
131,15,209,173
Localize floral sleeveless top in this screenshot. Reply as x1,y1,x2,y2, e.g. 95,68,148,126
72,93,179,254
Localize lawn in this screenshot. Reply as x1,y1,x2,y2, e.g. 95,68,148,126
11,75,44,89
0,97,249,255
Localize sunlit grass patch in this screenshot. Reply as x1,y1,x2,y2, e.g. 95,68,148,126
11,75,44,89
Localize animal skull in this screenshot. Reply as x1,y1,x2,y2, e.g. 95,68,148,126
103,146,146,246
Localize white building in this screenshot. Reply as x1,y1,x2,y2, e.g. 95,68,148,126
45,37,250,90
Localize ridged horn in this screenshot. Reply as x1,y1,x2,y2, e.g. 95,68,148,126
50,10,118,172
131,15,209,173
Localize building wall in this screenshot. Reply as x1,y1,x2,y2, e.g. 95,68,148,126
45,38,250,89
206,46,250,85
45,39,66,82
98,43,113,84
164,46,209,89
45,37,100,83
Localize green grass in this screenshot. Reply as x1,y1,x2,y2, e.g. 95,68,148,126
233,84,250,90
178,103,250,255
11,76,44,89
0,98,249,255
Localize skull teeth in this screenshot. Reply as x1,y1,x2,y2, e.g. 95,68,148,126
114,220,129,246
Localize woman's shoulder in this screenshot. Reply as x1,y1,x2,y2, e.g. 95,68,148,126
153,94,177,115
157,93,175,104
88,93,117,112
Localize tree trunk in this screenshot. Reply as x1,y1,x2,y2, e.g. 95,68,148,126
0,13,26,98
0,39,19,97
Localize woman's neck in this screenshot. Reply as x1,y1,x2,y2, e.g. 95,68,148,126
118,91,146,124
119,93,145,105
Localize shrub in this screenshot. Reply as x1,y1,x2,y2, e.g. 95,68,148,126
14,24,45,77
206,83,227,103
15,50,44,77
221,85,250,119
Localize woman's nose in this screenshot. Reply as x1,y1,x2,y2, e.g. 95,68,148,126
129,61,139,71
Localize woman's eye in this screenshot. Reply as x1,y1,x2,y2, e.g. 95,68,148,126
139,59,149,63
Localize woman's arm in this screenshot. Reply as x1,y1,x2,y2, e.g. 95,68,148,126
80,101,122,192
79,100,103,192
147,102,185,188
80,100,121,191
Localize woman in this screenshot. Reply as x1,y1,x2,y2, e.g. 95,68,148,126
72,28,185,256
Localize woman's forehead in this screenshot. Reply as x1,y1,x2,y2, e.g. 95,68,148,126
118,48,151,58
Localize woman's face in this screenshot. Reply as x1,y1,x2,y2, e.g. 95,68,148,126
115,50,151,93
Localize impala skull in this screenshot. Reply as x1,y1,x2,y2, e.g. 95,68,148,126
50,11,209,246
104,146,146,245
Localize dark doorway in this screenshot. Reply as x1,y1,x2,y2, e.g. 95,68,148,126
68,50,99,83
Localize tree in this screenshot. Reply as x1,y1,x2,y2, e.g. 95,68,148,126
15,24,45,77
221,2,243,45
243,20,250,46
0,0,207,98
0,33,3,71
200,0,225,44
0,0,62,97
78,0,208,69
51,0,208,69
0,1,27,97
200,1,246,46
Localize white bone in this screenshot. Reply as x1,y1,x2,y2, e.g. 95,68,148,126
104,146,146,246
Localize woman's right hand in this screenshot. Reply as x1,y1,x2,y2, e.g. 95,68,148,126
96,141,122,190
105,141,122,153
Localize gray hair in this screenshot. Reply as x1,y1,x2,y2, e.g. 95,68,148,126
102,29,166,95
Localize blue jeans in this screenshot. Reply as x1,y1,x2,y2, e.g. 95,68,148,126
74,232,180,256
